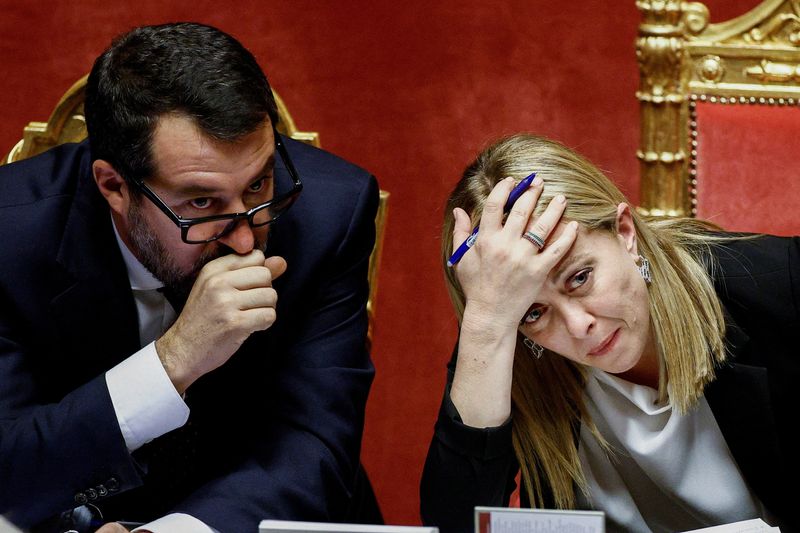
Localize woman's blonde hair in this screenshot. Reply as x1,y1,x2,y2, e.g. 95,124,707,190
442,134,728,509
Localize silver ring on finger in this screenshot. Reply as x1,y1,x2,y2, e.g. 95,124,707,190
522,230,545,249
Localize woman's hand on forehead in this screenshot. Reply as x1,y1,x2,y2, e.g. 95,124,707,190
454,177,578,330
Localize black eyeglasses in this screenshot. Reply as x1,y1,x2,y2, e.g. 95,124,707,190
132,126,303,244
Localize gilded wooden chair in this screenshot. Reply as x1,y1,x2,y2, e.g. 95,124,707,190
3,74,388,347
636,0,800,235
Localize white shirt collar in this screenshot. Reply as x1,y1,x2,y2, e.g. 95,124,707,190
589,367,670,415
111,216,163,291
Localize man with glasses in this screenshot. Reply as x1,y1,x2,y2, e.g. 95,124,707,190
0,23,378,533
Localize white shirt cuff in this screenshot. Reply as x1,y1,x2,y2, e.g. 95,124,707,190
133,513,217,533
106,343,190,452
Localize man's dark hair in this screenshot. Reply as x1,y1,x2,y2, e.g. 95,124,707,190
85,22,278,183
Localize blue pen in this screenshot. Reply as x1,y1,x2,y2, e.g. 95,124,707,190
447,172,537,267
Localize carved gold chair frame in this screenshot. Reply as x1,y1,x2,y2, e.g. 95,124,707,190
636,0,800,217
3,74,388,347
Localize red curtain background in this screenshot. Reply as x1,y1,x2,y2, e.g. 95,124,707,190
0,0,763,525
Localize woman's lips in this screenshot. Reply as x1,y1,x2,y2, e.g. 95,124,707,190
588,328,620,357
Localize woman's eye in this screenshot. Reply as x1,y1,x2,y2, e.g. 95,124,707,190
523,306,545,324
568,268,593,290
190,197,212,209
249,178,265,192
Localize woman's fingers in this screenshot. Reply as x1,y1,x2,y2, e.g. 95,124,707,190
452,207,473,249
538,220,579,267
522,194,567,249
479,177,518,234
458,176,577,281
454,177,580,328
502,176,543,236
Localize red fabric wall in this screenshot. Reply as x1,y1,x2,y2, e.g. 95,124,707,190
0,0,762,525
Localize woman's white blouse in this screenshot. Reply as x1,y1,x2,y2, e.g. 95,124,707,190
576,367,767,532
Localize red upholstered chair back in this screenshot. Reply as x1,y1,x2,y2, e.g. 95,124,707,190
693,101,800,235
636,0,800,236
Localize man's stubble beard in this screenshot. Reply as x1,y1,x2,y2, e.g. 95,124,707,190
126,194,266,299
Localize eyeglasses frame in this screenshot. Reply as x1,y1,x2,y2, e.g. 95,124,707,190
130,125,303,244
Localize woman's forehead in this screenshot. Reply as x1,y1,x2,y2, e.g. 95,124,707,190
547,225,618,278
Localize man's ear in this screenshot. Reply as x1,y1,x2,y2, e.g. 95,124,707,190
615,202,639,258
93,160,131,216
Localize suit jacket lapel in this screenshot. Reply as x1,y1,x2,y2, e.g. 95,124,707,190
704,311,783,514
49,156,140,378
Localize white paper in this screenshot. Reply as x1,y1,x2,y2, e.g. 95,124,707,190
0,517,24,533
681,518,779,533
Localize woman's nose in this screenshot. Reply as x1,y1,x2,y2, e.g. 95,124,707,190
562,302,595,339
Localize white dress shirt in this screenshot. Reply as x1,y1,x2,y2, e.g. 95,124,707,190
576,367,769,533
104,222,214,533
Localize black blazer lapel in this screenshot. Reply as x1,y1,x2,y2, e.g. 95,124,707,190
704,316,786,521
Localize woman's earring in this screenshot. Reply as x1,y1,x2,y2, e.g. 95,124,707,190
523,337,544,360
637,255,652,284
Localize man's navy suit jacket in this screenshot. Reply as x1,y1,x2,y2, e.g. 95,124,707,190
0,137,378,531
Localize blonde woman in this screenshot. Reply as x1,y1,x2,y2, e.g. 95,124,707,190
420,134,797,533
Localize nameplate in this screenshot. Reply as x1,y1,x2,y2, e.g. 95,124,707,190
474,507,605,533
259,520,438,533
